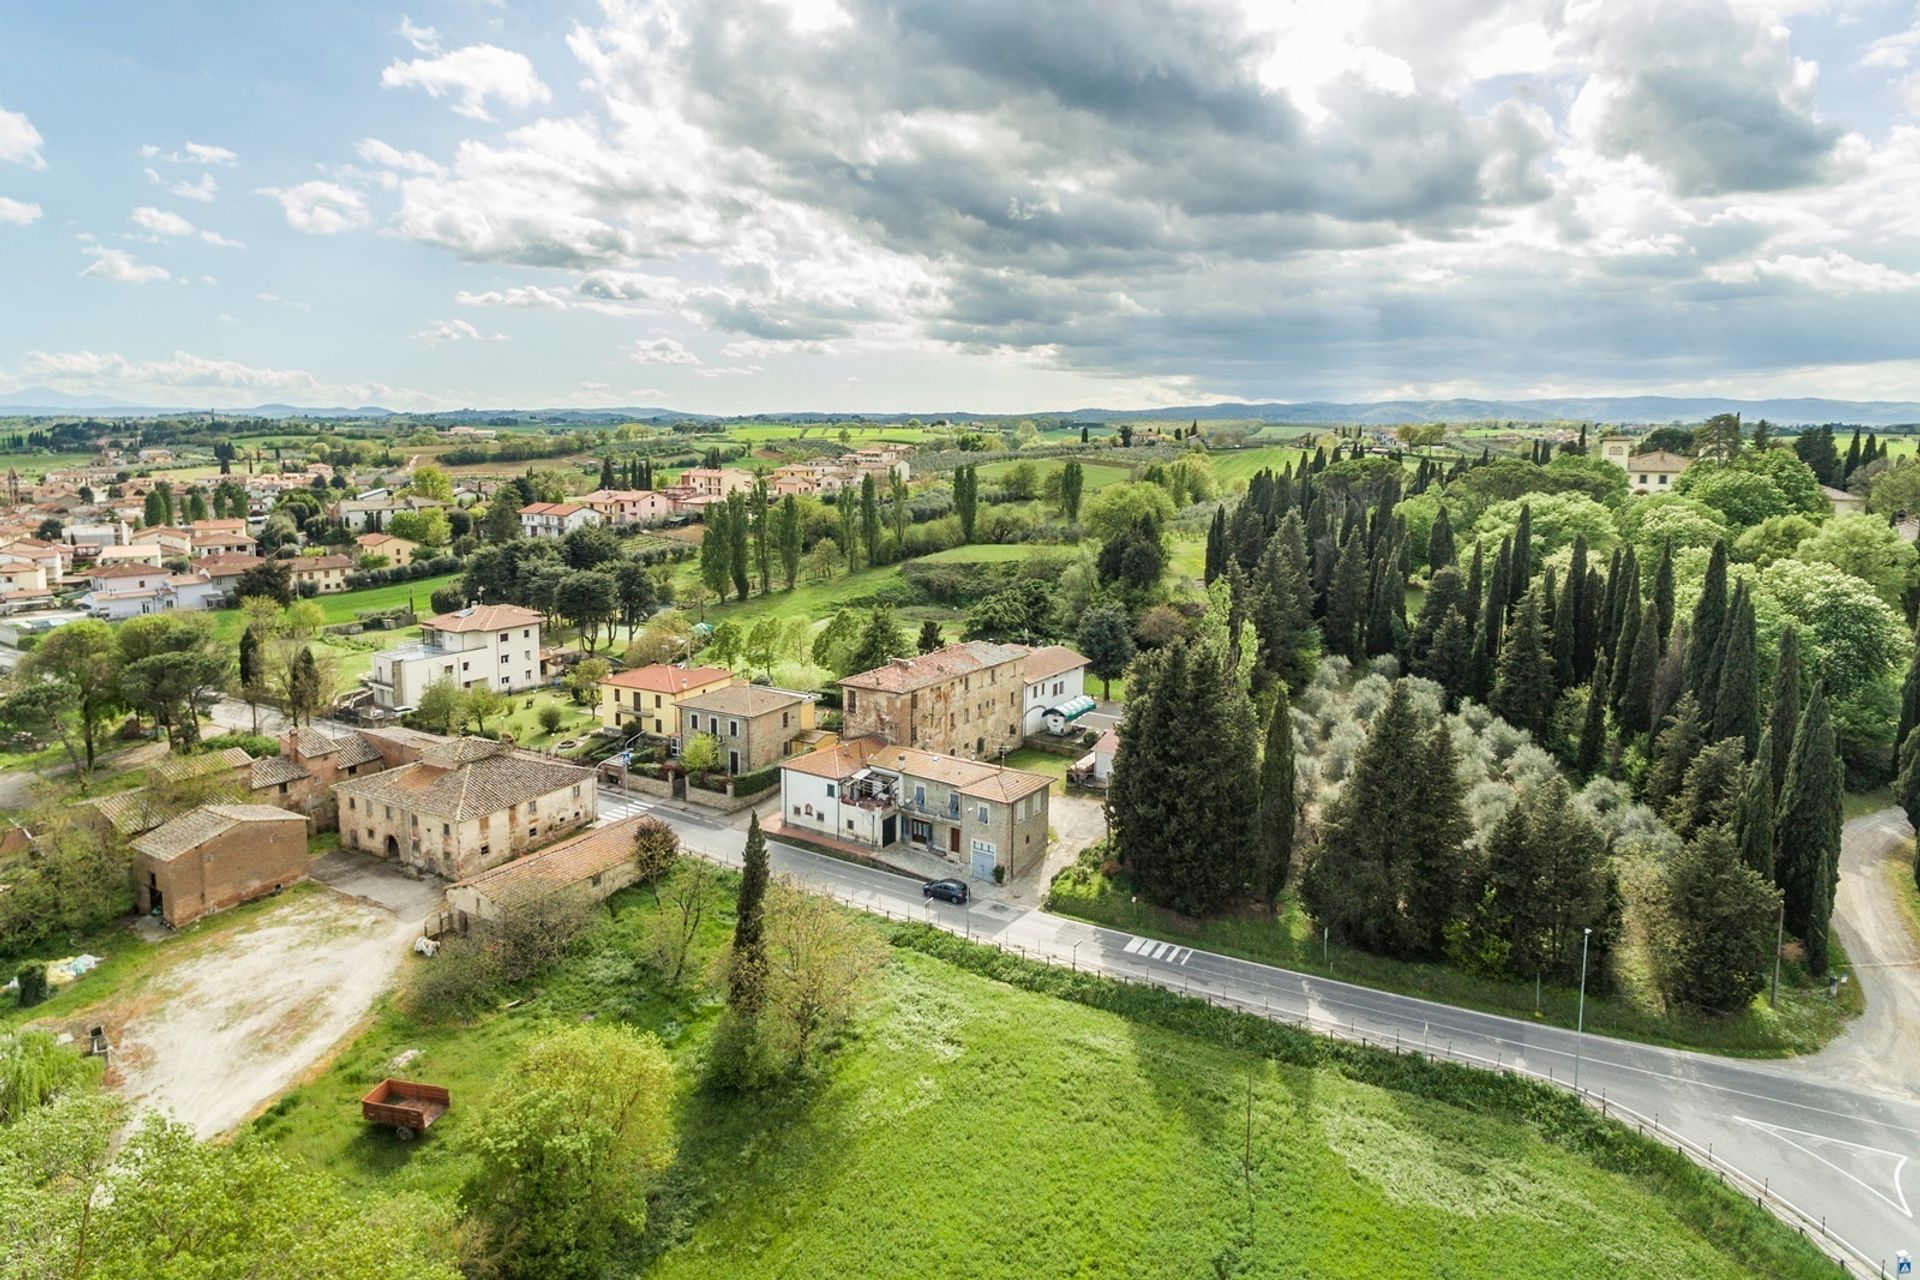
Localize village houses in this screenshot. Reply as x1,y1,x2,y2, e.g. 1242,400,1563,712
841,641,1027,759
677,683,817,775
597,663,733,740
367,603,544,711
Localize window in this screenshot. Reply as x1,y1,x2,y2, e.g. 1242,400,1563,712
846,690,857,714
384,805,393,819
826,783,836,798
654,694,662,708
782,711,790,728
442,824,450,836
347,797,356,812
572,784,581,798
501,653,510,664
479,843,490,858
462,661,470,672
977,803,989,824
523,629,531,638
728,719,740,737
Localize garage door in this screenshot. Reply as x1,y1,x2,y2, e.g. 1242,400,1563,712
970,841,997,880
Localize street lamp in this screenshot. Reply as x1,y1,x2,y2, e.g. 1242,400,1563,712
1573,926,1592,1092
1072,938,1081,971
1770,901,1785,1009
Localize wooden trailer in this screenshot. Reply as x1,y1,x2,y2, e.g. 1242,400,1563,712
359,1078,449,1141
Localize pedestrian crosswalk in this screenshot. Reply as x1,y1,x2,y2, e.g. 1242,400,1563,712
597,792,657,824
1121,935,1193,965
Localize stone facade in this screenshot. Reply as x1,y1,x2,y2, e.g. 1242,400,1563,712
677,684,816,774
840,642,1025,759
131,804,310,928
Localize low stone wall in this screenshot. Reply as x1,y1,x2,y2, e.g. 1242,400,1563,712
686,778,778,814
625,772,674,798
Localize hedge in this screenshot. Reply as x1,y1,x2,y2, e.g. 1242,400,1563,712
730,764,781,797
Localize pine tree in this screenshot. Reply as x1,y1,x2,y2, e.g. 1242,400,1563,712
1490,584,1555,738
1481,777,1610,981
1323,526,1369,663
1769,626,1802,797
1651,540,1675,649
1575,659,1610,778
1736,739,1776,878
1896,632,1920,752
1685,540,1730,699
1645,693,1705,813
727,812,771,1018
1301,681,1470,958
1711,590,1758,755
1657,824,1781,1013
1775,682,1842,974
1409,565,1468,669
1255,688,1296,913
1898,730,1920,890
1666,738,1746,839
1426,608,1476,708
1428,506,1456,572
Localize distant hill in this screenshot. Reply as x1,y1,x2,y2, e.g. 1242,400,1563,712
1071,396,1920,428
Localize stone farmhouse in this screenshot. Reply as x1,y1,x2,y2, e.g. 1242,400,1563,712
131,804,309,929
333,736,596,880
841,641,1026,759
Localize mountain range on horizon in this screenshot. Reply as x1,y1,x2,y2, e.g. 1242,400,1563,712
1,391,1917,428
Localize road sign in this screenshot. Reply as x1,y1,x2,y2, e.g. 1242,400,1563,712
1896,1249,1911,1275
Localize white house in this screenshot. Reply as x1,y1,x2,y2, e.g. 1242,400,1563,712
518,502,603,539
366,603,544,711
1012,644,1091,736
577,489,677,527
78,569,219,619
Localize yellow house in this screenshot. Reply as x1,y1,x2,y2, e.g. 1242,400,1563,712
598,664,734,741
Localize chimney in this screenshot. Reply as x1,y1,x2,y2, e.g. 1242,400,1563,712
889,656,913,669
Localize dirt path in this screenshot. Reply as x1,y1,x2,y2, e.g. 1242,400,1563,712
0,740,168,810
109,890,421,1138
1804,806,1919,1098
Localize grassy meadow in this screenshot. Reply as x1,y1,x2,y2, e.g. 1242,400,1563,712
250,873,1832,1279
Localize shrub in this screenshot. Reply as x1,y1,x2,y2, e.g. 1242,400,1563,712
15,964,47,1008
490,893,599,984
537,704,565,734
631,816,680,883
730,765,781,797
199,732,279,759
406,937,500,1023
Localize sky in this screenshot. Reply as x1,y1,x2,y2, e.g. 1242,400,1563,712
3,0,1920,414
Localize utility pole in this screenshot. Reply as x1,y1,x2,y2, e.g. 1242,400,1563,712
1770,902,1785,1009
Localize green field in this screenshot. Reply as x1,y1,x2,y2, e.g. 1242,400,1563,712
1047,859,1861,1058
207,573,463,644
976,457,1135,491
1206,444,1316,486
249,878,1829,1279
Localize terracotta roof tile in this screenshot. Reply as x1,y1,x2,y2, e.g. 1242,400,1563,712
602,664,733,695
451,816,647,909
132,803,305,862
839,641,1023,694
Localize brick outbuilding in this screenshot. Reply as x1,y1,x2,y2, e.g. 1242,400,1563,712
131,804,310,928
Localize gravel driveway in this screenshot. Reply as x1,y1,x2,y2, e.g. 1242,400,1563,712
1806,806,1919,1098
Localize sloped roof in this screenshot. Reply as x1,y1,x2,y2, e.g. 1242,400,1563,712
1018,644,1090,684
1625,450,1691,472
452,816,646,910
603,664,732,695
678,684,812,717
249,755,312,788
840,641,1023,694
780,736,1050,803
423,604,542,633
335,741,591,821
293,555,354,571
149,748,253,785
132,803,305,862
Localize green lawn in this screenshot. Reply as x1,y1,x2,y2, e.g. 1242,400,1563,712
207,573,464,644
914,543,1062,565
1206,444,1316,486
1003,747,1070,793
977,457,1134,491
487,689,600,749
1047,856,1861,1058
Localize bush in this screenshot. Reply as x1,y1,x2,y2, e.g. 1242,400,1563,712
15,963,47,1008
489,893,599,984
537,704,565,735
730,765,781,797
406,937,500,1023
198,732,279,759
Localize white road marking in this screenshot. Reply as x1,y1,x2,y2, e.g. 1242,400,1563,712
1736,1117,1914,1218
1121,937,1195,965
1123,936,1147,955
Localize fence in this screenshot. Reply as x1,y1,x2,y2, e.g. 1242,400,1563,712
682,844,1882,1280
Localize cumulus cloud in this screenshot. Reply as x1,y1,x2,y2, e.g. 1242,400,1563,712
0,105,45,169
142,141,238,166
628,337,700,365
169,172,219,202
257,181,371,234
355,136,446,175
399,15,441,54
380,44,550,121
0,197,40,225
455,284,570,308
413,317,506,345
79,246,170,284
130,206,193,237
5,348,443,410
199,229,245,248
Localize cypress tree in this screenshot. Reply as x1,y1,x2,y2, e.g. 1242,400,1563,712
1685,540,1729,699
1736,737,1776,878
1844,428,1862,479
1651,540,1675,649
1711,590,1759,755
1409,565,1468,668
1550,567,1578,689
1897,729,1920,890
1428,506,1456,573
1464,542,1485,623
1363,537,1403,657
1645,694,1704,813
728,811,771,1016
1508,504,1533,608
1666,738,1746,839
1769,626,1802,797
1578,566,1604,683
1609,579,1641,716
1896,631,1920,752
1204,504,1227,585
1251,518,1317,693
1775,681,1842,974
1575,658,1610,778
1255,688,1296,913
1566,536,1591,679
1426,608,1476,708
1649,617,1689,739
1657,824,1781,1014
1694,580,1745,730
1617,604,1660,738
1599,546,1624,656
1491,584,1555,737
1323,527,1369,663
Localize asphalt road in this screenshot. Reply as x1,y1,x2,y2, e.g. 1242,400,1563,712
603,787,1920,1273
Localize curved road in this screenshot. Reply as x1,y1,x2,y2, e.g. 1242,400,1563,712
606,789,1920,1275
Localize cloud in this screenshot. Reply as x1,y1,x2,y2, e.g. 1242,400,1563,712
1863,21,1920,70
130,206,194,237
257,181,371,234
142,141,238,166
199,228,245,248
355,136,446,175
399,16,441,54
413,318,507,345
627,336,700,365
455,284,570,308
5,348,444,410
0,197,40,226
169,172,219,202
0,105,45,169
256,292,313,312
380,44,551,121
79,246,170,284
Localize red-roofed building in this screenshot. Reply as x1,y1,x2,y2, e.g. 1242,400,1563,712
518,502,603,539
596,663,733,736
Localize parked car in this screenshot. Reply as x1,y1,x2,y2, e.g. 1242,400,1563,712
922,878,969,905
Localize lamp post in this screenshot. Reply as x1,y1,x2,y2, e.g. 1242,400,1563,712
1072,938,1081,971
1573,926,1592,1092
1770,902,1785,1009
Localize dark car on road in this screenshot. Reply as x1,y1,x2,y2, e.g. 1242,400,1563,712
922,878,969,905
